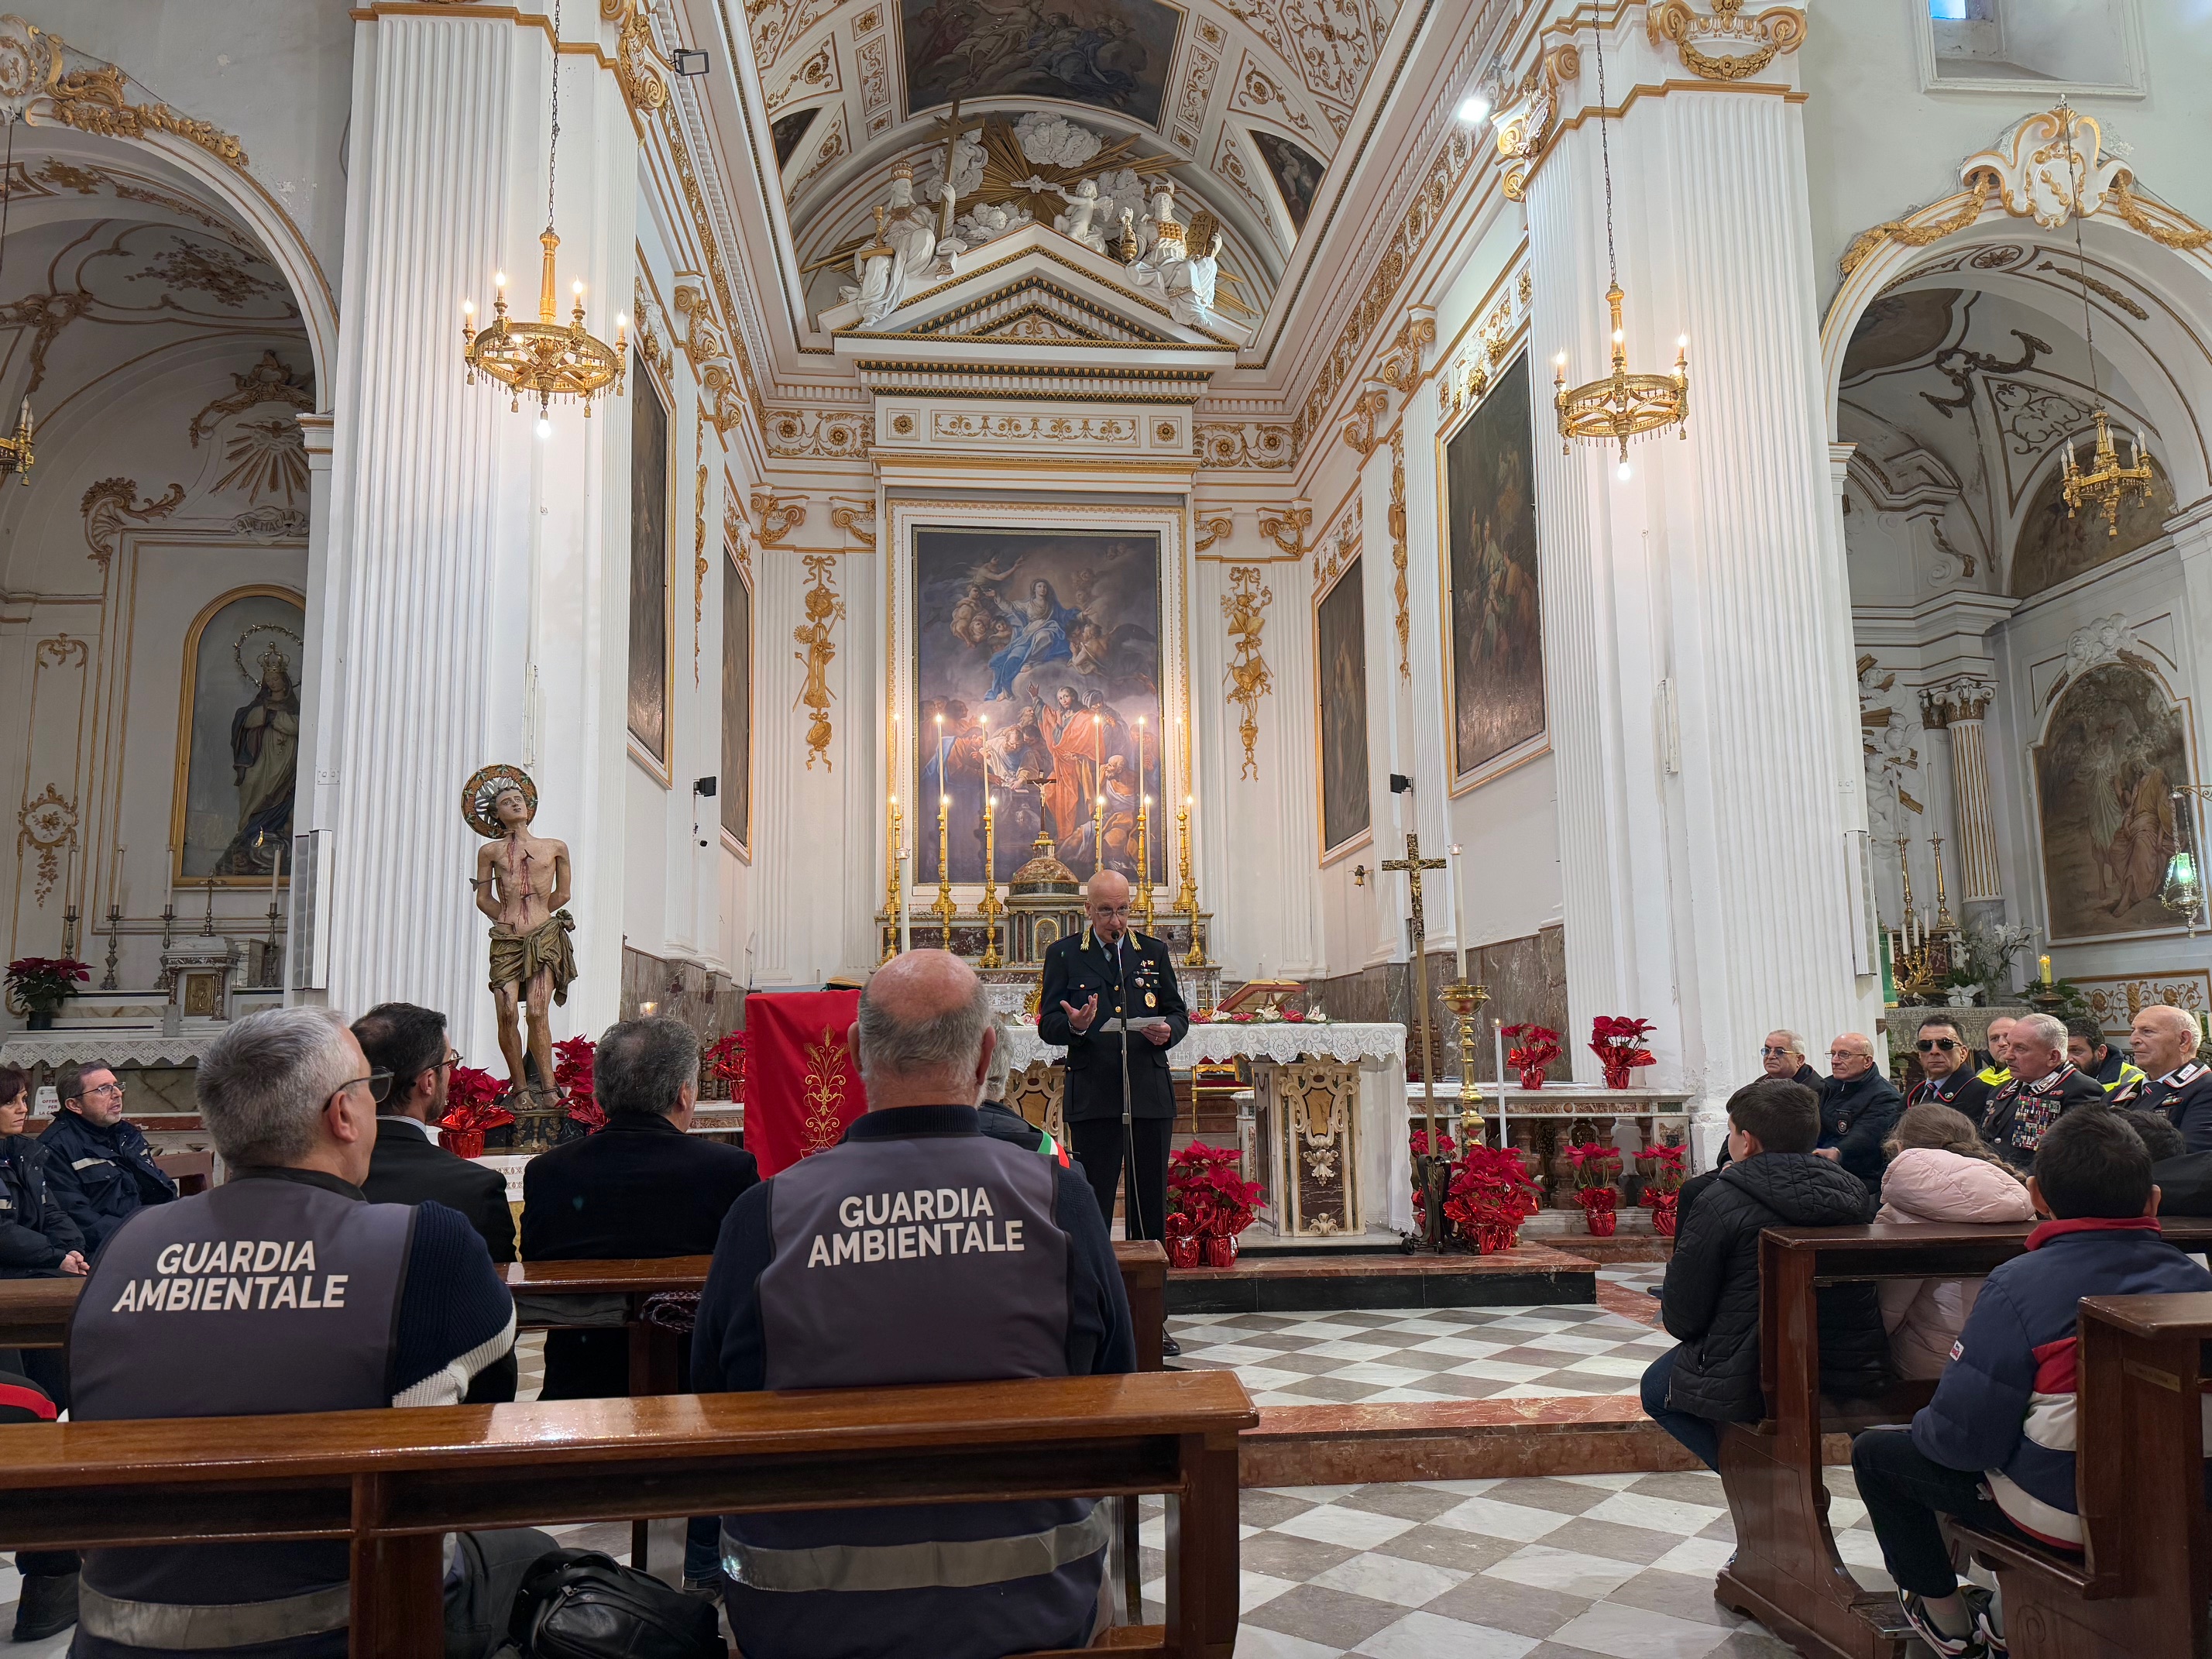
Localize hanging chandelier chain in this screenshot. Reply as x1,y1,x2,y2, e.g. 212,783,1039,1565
1595,18,1616,287
548,0,561,229
2059,100,2099,402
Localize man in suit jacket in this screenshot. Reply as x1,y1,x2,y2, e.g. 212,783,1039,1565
1037,869,1189,1263
354,1001,519,1403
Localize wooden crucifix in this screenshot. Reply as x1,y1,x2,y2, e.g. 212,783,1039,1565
926,97,986,240
1383,831,1448,1247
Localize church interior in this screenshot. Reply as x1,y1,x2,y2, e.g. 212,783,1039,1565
2,0,2212,1655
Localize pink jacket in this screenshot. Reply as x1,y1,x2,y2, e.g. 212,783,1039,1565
1875,1146,2036,1379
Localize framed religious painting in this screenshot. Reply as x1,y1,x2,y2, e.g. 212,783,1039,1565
628,350,672,772
2033,660,2193,941
1315,556,1371,859
1441,350,1547,792
721,541,754,857
886,500,1191,901
170,586,305,884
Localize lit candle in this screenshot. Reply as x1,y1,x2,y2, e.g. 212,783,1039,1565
939,792,950,881
110,844,124,914
269,832,283,907
1094,793,1107,878
985,792,997,888
1135,716,1148,883
2039,953,2052,985
1448,842,1469,980
1139,795,1151,915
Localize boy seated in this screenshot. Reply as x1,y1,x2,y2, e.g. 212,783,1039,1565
1850,1108,2212,1657
1640,1077,1891,1470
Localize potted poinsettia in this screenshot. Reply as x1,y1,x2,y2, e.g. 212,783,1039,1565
8,957,89,1029
1566,1139,1624,1236
1589,1016,1657,1091
705,1030,747,1102
438,1066,516,1159
1503,1023,1561,1090
1442,1143,1543,1254
555,1035,603,1132
1166,1142,1260,1267
1639,1141,1688,1237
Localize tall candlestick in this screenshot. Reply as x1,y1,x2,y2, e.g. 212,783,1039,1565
1138,796,1153,929
1135,717,1148,885
934,793,954,950
1181,791,1203,966
110,843,124,915
898,840,912,956
1448,842,1470,981
883,795,902,960
980,792,1003,969
1094,792,1106,878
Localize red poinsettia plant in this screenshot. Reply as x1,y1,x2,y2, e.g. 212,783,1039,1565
705,1031,747,1101
1640,1141,1688,1237
1166,1142,1261,1266
7,956,90,1015
438,1066,515,1157
1589,1016,1657,1090
1566,1139,1624,1236
554,1035,604,1132
1503,1023,1561,1089
1442,1143,1543,1254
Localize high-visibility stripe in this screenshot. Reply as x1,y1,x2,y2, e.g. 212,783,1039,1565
78,1582,351,1648
722,1504,1111,1593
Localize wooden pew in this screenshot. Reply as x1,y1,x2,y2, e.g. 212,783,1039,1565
0,1369,1255,1659
155,1151,213,1196
1944,1291,2212,1658
1712,1220,2212,1659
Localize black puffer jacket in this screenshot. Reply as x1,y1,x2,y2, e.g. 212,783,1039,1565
1658,1152,1890,1422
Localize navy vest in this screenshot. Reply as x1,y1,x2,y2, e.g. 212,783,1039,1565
70,1174,413,1657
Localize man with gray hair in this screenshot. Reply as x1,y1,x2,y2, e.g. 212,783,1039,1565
1979,1011,2107,1172
66,1007,547,1658
693,949,1135,1659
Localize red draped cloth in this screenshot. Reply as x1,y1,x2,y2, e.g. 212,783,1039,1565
743,991,867,1177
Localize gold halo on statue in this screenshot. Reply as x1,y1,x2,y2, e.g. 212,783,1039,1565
462,763,538,839
234,623,302,686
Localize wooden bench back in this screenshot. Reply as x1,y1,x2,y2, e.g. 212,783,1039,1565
0,1369,1255,1659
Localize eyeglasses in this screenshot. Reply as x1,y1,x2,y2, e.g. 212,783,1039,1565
82,1080,124,1099
440,1051,462,1070
1916,1038,1960,1053
336,1073,395,1105
1759,1046,1795,1058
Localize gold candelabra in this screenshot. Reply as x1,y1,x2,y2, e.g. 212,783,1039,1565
882,794,903,961
0,397,32,486
1889,833,1961,1005
933,794,955,950
1137,796,1155,930
2060,407,2154,536
1439,979,1491,1135
979,794,1004,968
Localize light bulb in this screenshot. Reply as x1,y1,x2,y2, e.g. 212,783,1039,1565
535,416,552,441
462,299,476,318
1554,351,1567,366
1456,93,1491,124
1678,335,1688,349
1616,459,1632,482
572,280,584,297
494,270,507,290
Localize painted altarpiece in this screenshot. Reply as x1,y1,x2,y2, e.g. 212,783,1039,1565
2033,660,2192,941
171,586,305,884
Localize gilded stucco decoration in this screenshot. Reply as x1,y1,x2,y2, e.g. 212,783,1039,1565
0,16,246,167
1312,507,1358,591
1194,514,1233,552
1221,566,1273,780
1196,422,1293,468
81,476,184,568
656,112,763,420
1645,0,1806,83
187,351,314,448
673,278,745,437
792,553,845,771
17,778,77,905
631,280,673,385
1388,427,1407,679
765,408,872,457
1490,45,1578,205
1839,105,2212,277
33,156,235,233
1258,500,1312,558
600,0,671,113
765,40,836,113
1376,307,1434,391
752,486,807,548
1295,125,1477,452
694,426,709,686
0,289,92,397
214,417,308,504
724,491,754,582
233,506,307,542
829,500,876,548
1339,380,1388,457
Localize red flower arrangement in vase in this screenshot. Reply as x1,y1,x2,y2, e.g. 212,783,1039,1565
554,1036,604,1132
1589,1016,1657,1091
1638,1141,1687,1237
1165,1142,1261,1269
705,1031,747,1102
1566,1139,1624,1236
1503,1023,1561,1090
437,1066,516,1159
1442,1144,1543,1255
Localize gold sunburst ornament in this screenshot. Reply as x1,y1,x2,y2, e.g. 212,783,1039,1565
1551,24,1687,479
460,0,624,434
2052,101,2154,537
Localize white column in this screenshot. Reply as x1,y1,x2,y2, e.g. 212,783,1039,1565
304,11,634,1052
1525,18,1879,1149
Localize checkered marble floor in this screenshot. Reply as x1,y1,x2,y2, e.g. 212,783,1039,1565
1169,1290,1674,1408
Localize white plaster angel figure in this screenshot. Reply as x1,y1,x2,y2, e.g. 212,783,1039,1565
1052,179,1109,254
1138,183,1178,256
840,165,942,325
1163,231,1224,328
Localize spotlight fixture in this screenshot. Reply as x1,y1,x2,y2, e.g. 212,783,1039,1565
672,48,709,76
1457,92,1492,124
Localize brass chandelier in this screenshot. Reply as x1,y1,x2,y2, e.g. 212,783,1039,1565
1553,23,1686,479
2054,101,2152,536
461,0,624,430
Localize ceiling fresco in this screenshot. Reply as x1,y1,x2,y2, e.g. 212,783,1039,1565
902,0,1183,125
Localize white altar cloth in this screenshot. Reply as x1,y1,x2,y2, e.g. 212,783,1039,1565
999,1019,1403,1072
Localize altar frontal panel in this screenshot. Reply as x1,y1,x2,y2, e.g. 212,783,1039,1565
913,526,1167,887
1443,351,1546,789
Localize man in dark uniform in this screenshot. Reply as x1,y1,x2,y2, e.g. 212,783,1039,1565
37,1062,176,1255
1037,870,1188,1255
1904,1015,1995,1122
65,1006,546,1658
692,950,1134,1659
2124,1002,2212,1146
1979,1012,2107,1172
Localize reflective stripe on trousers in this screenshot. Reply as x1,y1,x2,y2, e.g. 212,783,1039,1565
722,1503,1111,1592
78,1582,352,1650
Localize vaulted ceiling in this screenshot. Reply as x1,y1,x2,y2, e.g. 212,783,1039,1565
726,0,1396,326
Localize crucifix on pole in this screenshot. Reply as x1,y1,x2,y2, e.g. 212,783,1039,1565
926,96,985,241
1382,831,1448,1249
